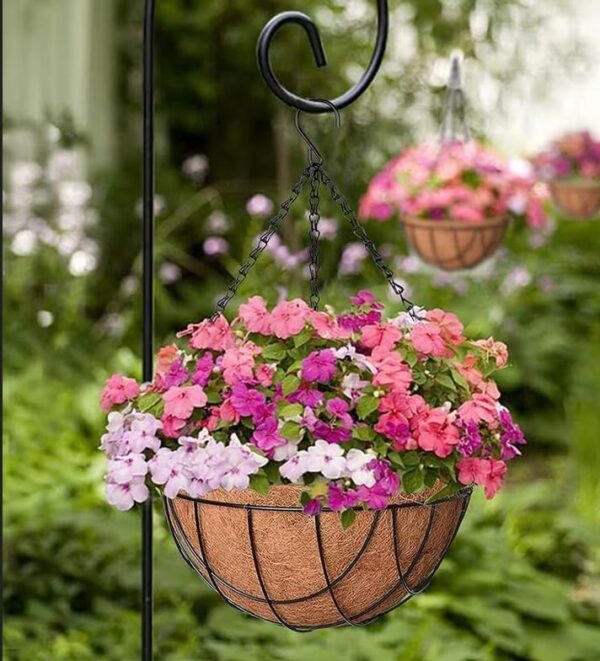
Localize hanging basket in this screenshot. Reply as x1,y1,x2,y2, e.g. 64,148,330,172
164,484,471,631
548,180,600,220
401,215,508,271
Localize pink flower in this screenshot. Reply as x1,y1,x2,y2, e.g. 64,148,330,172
161,414,186,438
308,310,351,340
350,290,382,308
416,408,460,457
107,453,148,484
255,364,276,387
426,309,465,346
270,299,309,339
370,346,412,392
181,315,234,351
301,349,337,383
409,323,451,357
239,295,272,334
457,457,506,498
457,393,498,425
155,344,179,375
163,385,207,419
360,322,402,351
456,354,483,388
472,337,509,367
100,374,140,412
221,346,255,385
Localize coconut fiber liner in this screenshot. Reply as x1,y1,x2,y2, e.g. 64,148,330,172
402,216,508,271
548,180,600,220
164,484,471,630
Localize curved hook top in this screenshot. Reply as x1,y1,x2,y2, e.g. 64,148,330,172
257,2,389,114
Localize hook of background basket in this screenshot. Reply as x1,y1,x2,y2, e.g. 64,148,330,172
257,1,389,113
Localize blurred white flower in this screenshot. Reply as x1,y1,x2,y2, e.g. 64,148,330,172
339,243,367,275
69,250,97,276
37,310,54,328
11,230,38,256
206,210,230,233
135,195,165,218
57,181,92,207
318,217,338,240
11,162,42,189
47,149,79,182
182,154,209,185
500,266,532,296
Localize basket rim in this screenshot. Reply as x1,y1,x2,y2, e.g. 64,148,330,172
400,214,508,229
548,178,600,189
167,486,472,512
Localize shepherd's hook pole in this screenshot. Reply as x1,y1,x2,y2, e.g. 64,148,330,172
142,0,155,659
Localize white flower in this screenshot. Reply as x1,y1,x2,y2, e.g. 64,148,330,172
341,372,369,400
334,344,376,374
280,451,309,483
273,441,300,462
345,449,377,487
390,306,427,329
305,440,346,480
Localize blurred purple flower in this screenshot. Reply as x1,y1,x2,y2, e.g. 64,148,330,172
203,236,230,256
500,266,531,296
339,243,368,275
319,217,338,240
246,194,274,218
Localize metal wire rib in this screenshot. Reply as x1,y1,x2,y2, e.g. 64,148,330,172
211,167,311,318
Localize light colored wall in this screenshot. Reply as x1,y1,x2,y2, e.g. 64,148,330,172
3,0,117,167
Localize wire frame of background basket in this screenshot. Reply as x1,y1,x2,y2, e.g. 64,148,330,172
401,215,508,271
163,485,471,631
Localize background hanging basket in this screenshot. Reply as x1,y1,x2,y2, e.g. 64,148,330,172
401,215,508,271
548,180,600,220
164,484,471,631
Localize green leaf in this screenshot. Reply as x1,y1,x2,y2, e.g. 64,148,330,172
278,402,303,419
204,388,221,404
300,491,311,506
424,467,438,488
402,451,421,466
353,425,375,442
402,467,424,493
293,328,313,348
357,395,379,420
450,367,470,391
425,481,462,503
340,509,357,531
263,462,281,485
249,474,270,496
280,420,302,440
436,373,457,391
388,452,405,468
262,343,286,361
281,374,300,396
403,348,419,367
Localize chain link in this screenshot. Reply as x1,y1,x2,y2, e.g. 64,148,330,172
319,168,417,315
307,164,322,310
212,167,311,318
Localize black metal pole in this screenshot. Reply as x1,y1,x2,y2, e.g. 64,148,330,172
142,0,155,659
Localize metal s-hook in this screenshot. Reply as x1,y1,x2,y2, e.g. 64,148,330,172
295,98,341,164
257,2,389,113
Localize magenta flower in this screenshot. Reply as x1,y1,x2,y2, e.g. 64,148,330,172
327,483,359,511
457,420,483,456
252,417,286,453
301,349,337,383
498,408,526,460
230,382,266,418
192,352,214,387
287,383,324,408
158,358,189,390
325,397,353,428
303,497,323,516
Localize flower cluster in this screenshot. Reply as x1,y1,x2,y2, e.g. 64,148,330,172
532,130,600,181
99,291,525,520
359,141,547,228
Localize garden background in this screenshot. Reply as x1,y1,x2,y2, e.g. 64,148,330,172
3,0,600,659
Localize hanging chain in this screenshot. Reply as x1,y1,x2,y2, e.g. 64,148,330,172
319,168,417,315
212,167,311,318
307,164,322,310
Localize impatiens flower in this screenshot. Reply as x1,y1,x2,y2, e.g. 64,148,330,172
457,393,498,425
360,322,402,351
107,453,148,484
163,385,207,419
427,309,465,346
305,440,346,479
345,449,377,487
105,477,149,511
280,451,309,482
270,299,309,339
230,382,265,418
303,498,323,516
161,414,186,438
341,372,369,400
181,315,234,351
350,290,383,308
100,374,140,412
456,354,483,387
221,346,255,385
328,483,359,511
371,346,412,392
417,407,460,457
312,420,352,444
255,363,276,387
457,457,506,498
472,337,509,368
325,397,353,427
192,352,214,387
123,413,162,453
334,344,376,373
301,349,337,383
252,417,286,453
457,420,483,456
156,358,189,390
149,448,190,498
309,310,351,340
239,295,272,334
155,344,179,375
409,323,451,357
498,408,526,460
287,383,324,408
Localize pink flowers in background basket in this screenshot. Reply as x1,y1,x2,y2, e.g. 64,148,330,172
532,130,600,181
359,141,547,228
99,291,525,521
